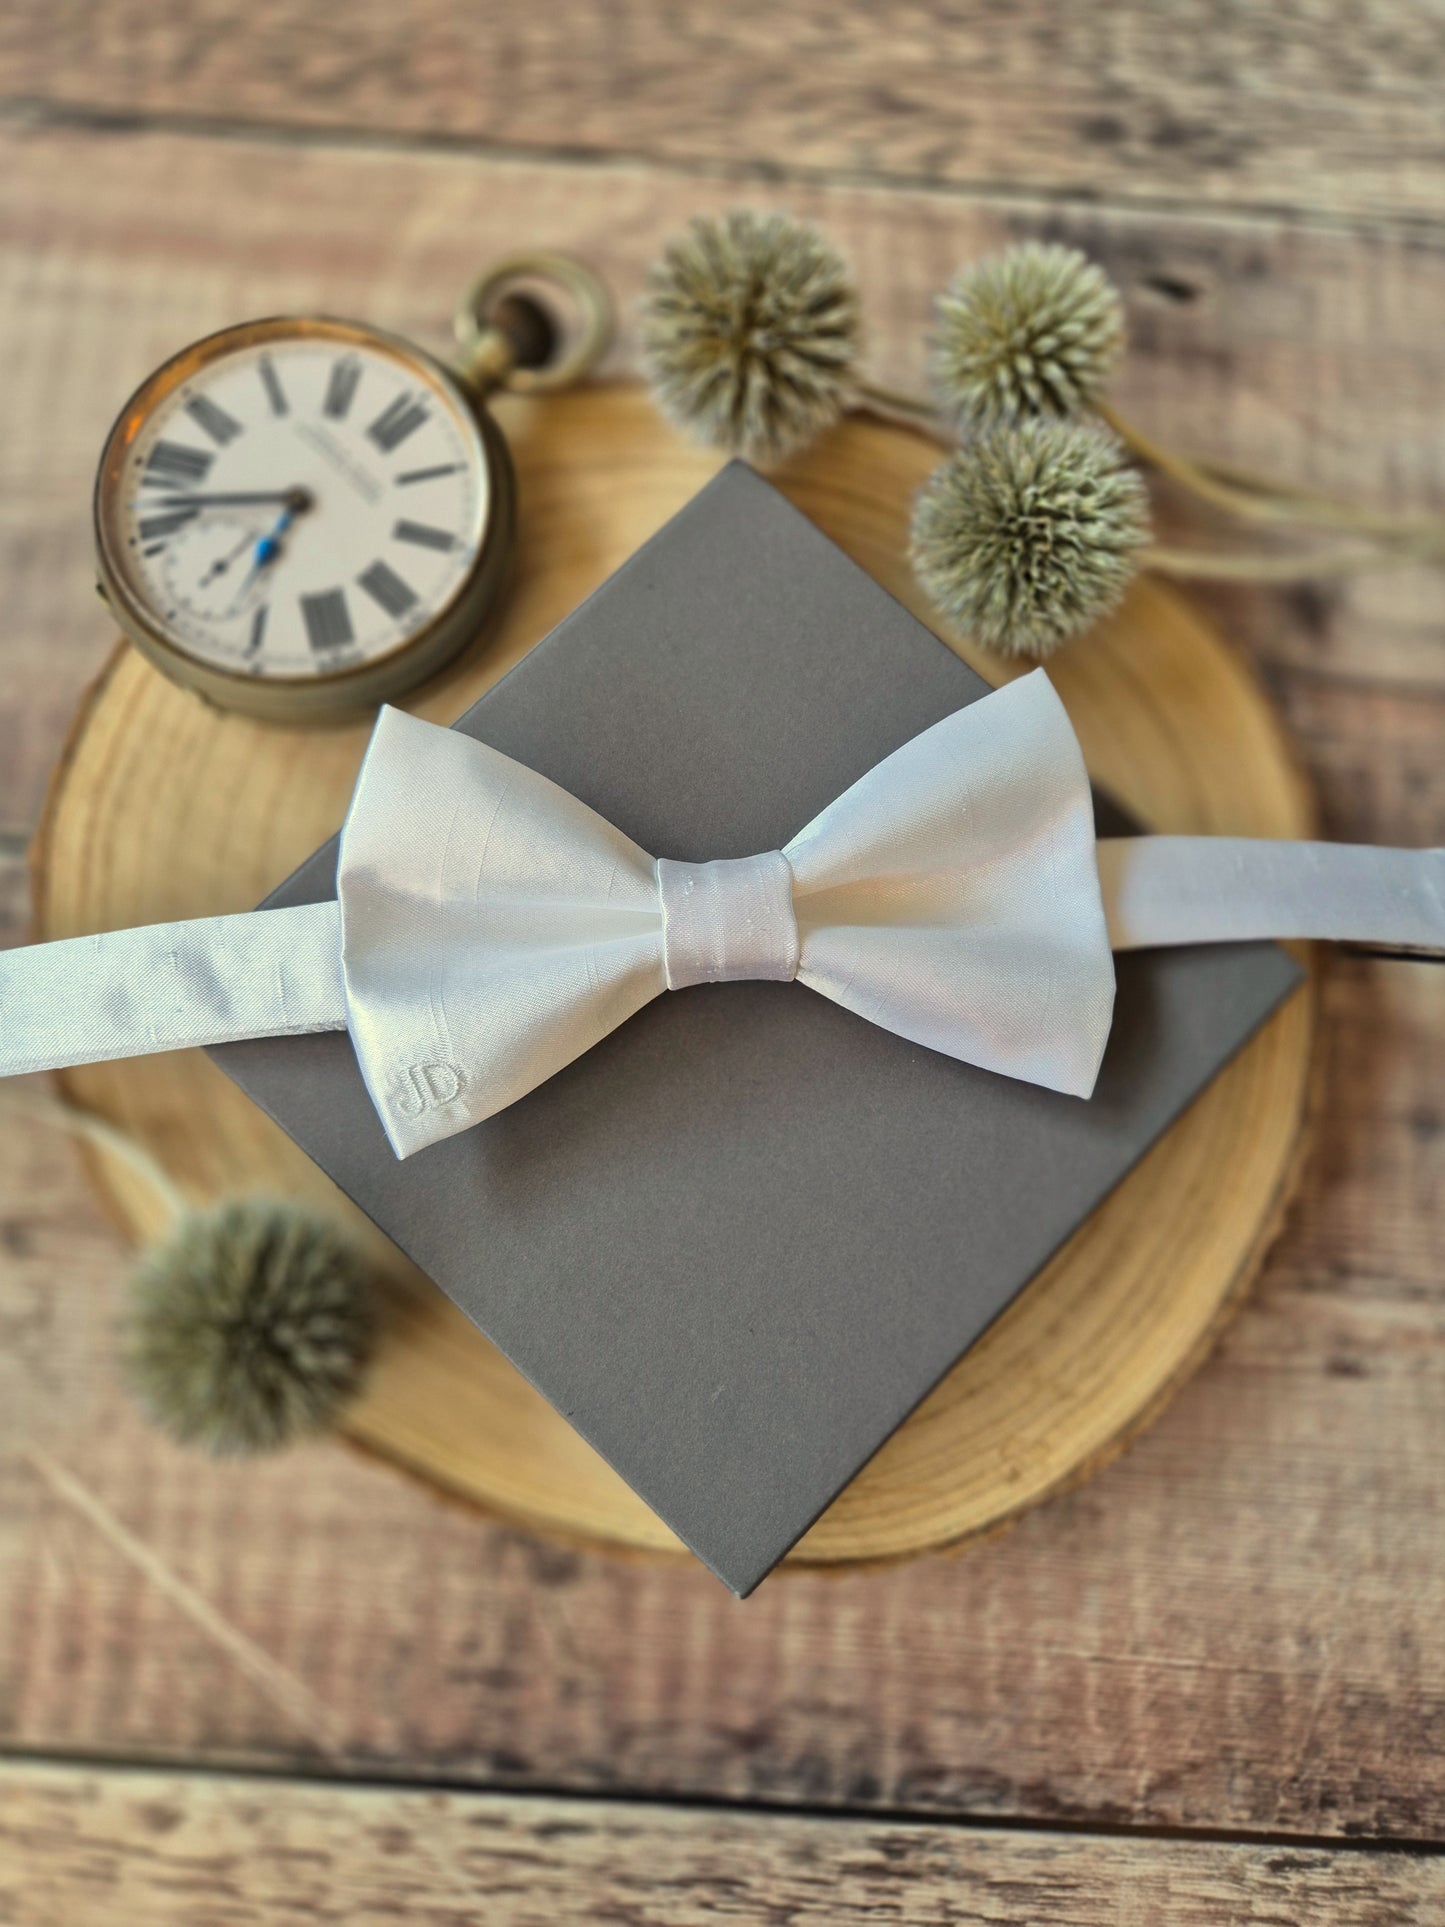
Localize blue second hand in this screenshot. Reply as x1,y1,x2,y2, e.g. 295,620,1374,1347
237,501,295,600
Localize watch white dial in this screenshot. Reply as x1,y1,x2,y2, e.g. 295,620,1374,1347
108,329,488,683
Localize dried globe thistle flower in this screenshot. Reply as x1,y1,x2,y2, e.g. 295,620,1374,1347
640,209,861,462
124,1199,375,1456
910,418,1150,658
933,242,1125,431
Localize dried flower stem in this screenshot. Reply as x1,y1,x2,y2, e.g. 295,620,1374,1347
1141,543,1434,583
1200,459,1445,545
1096,400,1445,553
871,379,1445,548
858,383,1445,579
0,1088,187,1219
856,377,938,419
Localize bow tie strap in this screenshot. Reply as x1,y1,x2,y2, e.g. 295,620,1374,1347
0,901,345,1079
1100,836,1445,954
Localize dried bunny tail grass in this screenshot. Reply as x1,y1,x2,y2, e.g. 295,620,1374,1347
640,209,862,462
933,242,1125,430
125,1198,376,1457
910,418,1150,659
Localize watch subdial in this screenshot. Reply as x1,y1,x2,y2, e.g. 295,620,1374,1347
159,516,270,624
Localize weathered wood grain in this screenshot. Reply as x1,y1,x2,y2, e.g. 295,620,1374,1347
0,961,1439,1840
1279,677,1445,848
2,1762,1442,1927
3,4,1445,227
3,123,1445,846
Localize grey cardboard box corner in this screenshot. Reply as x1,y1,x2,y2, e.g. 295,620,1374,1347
212,463,1302,1596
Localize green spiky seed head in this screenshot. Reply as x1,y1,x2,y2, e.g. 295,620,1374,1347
124,1200,375,1457
933,242,1125,430
640,209,861,463
910,419,1150,659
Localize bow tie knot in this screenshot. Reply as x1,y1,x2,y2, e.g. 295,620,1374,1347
656,852,800,990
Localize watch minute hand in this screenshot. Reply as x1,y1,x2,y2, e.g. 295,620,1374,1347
154,488,314,510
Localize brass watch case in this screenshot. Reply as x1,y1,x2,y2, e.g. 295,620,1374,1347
93,314,516,723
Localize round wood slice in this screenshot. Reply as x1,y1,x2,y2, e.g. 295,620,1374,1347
34,384,1316,1571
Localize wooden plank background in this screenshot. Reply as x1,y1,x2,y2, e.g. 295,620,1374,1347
1,9,1443,1918
3,3,1445,224
2,1763,1442,1927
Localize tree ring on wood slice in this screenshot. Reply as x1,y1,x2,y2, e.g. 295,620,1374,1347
33,384,1317,1572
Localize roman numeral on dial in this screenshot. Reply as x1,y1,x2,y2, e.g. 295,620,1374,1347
358,559,418,620
143,440,213,488
300,589,354,653
396,462,464,486
247,604,270,657
184,394,243,446
368,394,429,453
259,355,288,416
138,508,199,544
324,357,362,419
392,518,458,552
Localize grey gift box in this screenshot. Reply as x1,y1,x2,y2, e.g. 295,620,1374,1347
213,464,1302,1595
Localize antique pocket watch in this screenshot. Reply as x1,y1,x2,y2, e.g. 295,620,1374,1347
93,254,611,720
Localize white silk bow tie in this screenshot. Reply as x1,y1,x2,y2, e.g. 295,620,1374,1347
3,669,1441,1158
